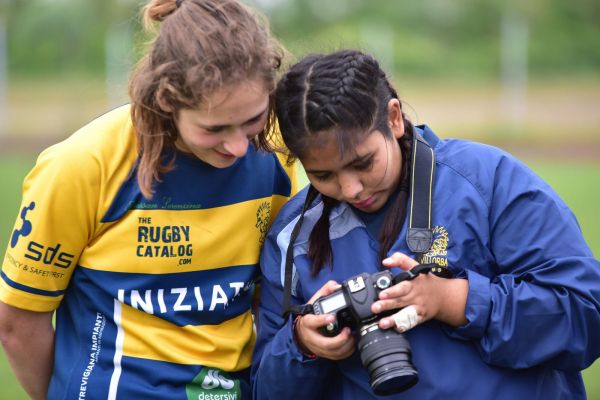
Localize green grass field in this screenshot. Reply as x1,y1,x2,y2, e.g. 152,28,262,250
0,156,599,398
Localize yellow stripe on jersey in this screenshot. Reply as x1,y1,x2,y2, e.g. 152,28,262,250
80,195,291,274
119,304,254,370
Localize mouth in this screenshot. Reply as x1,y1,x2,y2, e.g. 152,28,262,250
215,150,236,159
351,195,376,209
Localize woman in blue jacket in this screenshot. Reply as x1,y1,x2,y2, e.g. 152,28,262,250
252,49,600,399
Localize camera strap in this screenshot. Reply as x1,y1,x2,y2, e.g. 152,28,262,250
282,185,319,318
406,133,435,263
392,262,452,283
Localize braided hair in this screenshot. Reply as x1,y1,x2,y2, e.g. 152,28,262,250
275,50,415,275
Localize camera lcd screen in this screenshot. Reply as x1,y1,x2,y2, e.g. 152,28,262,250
321,293,346,314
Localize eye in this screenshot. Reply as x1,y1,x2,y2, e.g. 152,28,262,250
244,113,265,126
205,126,225,133
309,172,332,182
353,156,374,171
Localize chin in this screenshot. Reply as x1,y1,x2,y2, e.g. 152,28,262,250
212,158,238,169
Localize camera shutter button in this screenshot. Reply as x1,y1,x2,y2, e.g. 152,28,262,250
325,321,338,334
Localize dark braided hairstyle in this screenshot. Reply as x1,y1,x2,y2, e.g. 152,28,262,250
275,50,415,276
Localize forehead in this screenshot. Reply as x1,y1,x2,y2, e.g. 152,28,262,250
193,79,269,124
299,130,380,170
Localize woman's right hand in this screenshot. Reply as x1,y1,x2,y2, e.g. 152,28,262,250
294,280,356,360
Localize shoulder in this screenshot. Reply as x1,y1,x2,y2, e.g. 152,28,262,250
32,105,136,182
435,137,514,178
433,135,541,208
421,125,512,174
267,186,312,235
265,124,298,195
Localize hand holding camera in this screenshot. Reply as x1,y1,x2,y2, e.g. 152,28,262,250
294,280,357,361
375,252,468,330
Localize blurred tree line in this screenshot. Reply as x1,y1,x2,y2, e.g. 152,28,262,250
1,0,136,77
0,0,598,80
260,0,600,79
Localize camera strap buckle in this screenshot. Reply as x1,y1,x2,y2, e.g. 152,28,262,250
392,263,453,284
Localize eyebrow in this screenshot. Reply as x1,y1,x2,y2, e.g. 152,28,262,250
305,153,373,174
198,108,268,131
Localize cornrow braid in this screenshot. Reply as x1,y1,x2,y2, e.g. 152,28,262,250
307,195,339,275
275,49,413,275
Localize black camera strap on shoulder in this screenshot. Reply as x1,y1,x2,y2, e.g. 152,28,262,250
282,185,319,318
281,131,440,318
406,133,435,263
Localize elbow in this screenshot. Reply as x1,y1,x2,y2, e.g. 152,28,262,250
0,302,52,348
0,313,17,348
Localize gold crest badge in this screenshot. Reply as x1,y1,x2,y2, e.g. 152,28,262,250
421,226,449,267
255,201,272,244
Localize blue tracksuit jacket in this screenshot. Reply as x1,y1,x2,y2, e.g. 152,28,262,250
252,126,600,399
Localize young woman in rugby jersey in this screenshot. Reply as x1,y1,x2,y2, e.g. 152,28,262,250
0,1,296,399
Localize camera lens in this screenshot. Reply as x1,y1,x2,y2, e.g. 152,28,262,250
358,323,418,396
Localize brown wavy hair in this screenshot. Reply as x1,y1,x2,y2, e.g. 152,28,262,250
129,0,284,198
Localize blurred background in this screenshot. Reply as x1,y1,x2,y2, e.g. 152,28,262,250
0,0,598,398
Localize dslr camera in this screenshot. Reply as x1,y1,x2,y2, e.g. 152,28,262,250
311,270,418,396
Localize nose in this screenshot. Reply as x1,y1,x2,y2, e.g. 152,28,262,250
223,130,249,158
338,172,363,200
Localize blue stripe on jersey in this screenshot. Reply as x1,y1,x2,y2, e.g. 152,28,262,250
1,271,65,296
102,146,292,222
70,264,258,326
49,302,119,399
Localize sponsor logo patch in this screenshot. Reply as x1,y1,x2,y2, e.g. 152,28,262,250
186,368,241,400
10,201,35,248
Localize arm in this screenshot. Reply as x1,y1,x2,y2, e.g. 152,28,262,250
375,157,600,371
0,139,100,396
451,161,600,370
0,301,54,400
446,158,600,370
251,215,340,399
252,277,340,399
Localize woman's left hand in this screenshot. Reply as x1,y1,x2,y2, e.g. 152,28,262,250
371,252,469,333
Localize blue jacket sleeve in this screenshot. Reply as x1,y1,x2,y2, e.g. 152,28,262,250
251,206,339,399
446,155,600,370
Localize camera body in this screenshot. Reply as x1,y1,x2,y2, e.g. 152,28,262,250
310,270,418,396
312,270,395,336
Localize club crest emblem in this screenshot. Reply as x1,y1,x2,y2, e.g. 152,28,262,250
421,226,449,267
255,201,272,244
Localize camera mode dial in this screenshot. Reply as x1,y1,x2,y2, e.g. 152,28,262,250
375,275,391,290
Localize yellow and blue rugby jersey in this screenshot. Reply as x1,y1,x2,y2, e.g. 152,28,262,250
0,105,297,399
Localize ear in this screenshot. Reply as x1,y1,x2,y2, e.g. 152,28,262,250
387,99,405,140
156,90,174,113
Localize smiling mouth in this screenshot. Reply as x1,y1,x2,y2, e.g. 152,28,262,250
215,150,235,159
